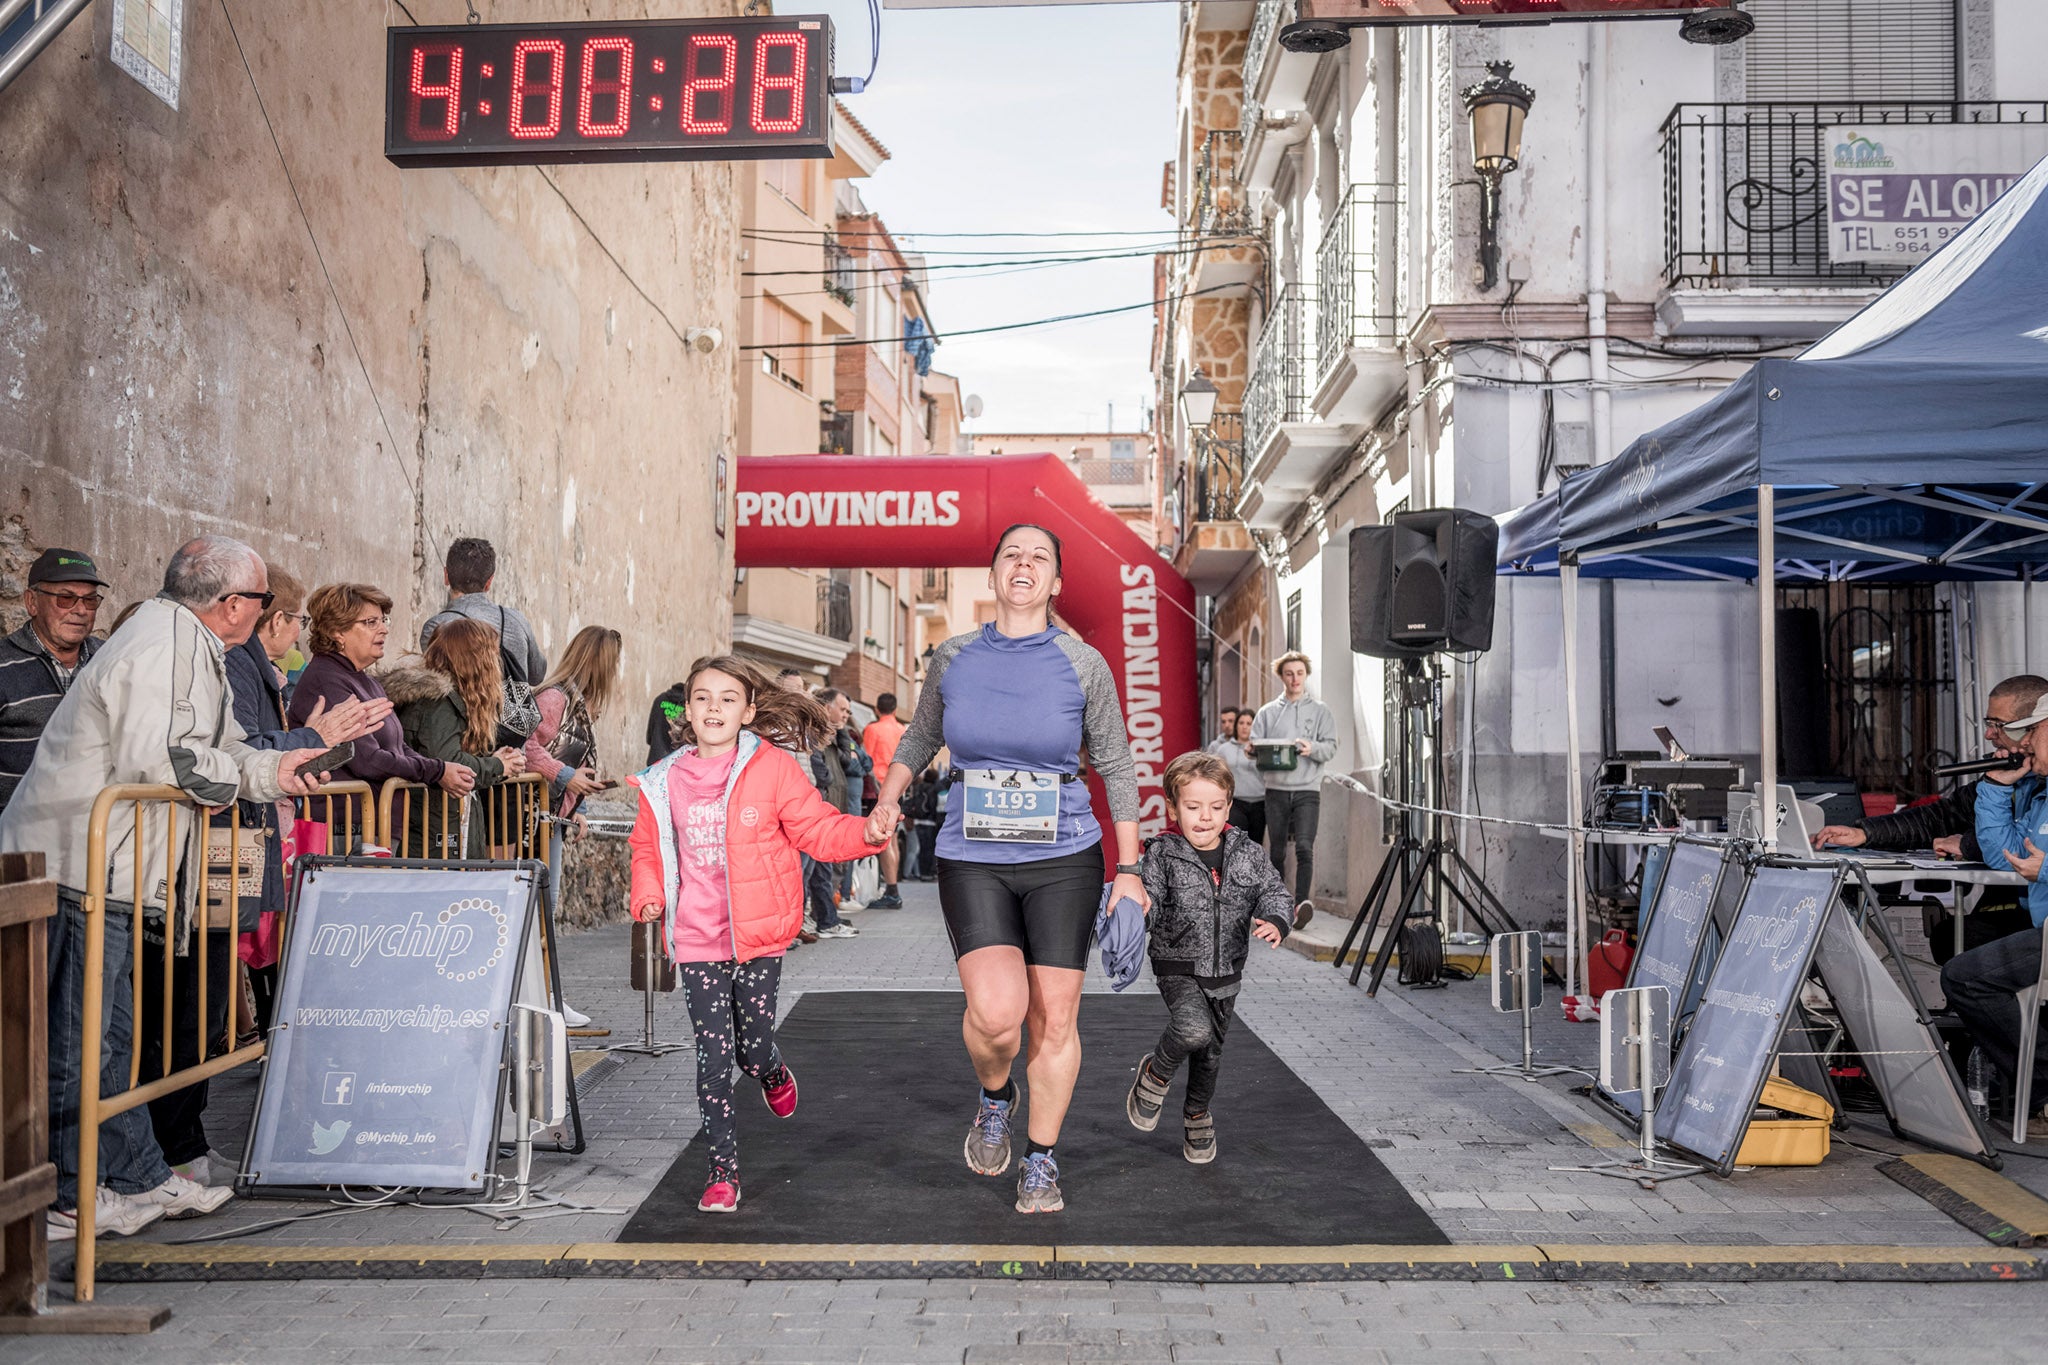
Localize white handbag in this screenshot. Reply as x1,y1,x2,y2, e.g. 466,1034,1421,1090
850,855,880,906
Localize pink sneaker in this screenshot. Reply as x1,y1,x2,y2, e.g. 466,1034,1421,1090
763,1065,799,1119
698,1178,739,1213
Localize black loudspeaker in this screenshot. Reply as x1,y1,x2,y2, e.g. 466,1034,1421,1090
1349,509,1499,659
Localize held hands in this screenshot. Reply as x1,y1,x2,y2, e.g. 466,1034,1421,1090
1810,825,1866,851
1111,870,1150,916
2002,837,2045,881
865,801,901,847
438,763,478,796
1252,920,1284,946
275,748,332,797
493,746,529,777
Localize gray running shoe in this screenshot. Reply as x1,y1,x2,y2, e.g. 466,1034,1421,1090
1014,1152,1064,1214
965,1092,1014,1175
1126,1053,1167,1132
1183,1111,1217,1165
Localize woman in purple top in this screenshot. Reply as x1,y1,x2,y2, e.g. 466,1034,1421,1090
873,524,1143,1216
288,584,477,836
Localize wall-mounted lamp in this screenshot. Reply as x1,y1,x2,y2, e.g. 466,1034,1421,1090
1460,60,1535,293
1178,366,1220,431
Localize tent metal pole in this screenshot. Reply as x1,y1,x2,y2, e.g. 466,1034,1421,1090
1758,484,1778,854
1560,557,1588,999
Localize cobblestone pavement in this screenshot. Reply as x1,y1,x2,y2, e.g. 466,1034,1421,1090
20,879,2048,1361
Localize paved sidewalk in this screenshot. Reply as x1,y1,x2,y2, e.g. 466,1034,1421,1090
19,879,2048,1360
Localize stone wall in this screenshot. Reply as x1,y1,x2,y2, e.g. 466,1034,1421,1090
0,2,740,773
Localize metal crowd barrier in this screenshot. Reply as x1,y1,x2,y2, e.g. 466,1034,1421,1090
377,771,553,862
66,779,381,1301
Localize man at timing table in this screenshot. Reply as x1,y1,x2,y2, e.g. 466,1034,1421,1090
1809,673,2045,962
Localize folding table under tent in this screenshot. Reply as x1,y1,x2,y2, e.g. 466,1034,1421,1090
1495,153,2048,996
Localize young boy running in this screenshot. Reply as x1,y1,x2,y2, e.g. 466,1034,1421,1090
1126,751,1292,1162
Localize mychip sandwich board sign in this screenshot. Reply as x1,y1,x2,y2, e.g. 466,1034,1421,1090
241,860,542,1194
1603,837,1738,1122
1658,859,1843,1175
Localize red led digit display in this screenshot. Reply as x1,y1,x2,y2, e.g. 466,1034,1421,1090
1299,0,1738,19
384,16,835,167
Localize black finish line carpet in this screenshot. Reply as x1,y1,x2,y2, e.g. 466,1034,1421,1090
619,990,1447,1247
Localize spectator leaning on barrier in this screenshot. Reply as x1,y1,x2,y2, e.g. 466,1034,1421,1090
1249,651,1338,923
218,566,391,1038
389,618,531,857
419,536,548,688
0,535,339,1240
290,584,473,818
0,548,108,817
524,624,622,822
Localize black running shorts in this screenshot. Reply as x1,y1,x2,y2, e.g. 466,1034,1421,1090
936,843,1104,971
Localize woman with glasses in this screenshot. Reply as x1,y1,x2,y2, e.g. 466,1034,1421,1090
288,585,476,842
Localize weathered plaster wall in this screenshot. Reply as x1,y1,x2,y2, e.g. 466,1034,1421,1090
0,1,740,773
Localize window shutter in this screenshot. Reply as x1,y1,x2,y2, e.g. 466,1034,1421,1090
1743,0,1957,101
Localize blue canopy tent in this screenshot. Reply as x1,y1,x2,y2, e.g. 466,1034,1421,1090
1496,154,2048,989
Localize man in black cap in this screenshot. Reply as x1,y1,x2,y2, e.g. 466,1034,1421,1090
0,547,107,815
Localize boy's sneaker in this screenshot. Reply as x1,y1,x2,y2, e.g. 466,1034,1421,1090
698,1176,740,1213
1183,1111,1218,1165
867,891,904,910
965,1092,1015,1175
1014,1152,1064,1214
137,1172,233,1218
819,923,859,938
1126,1053,1168,1132
763,1065,799,1119
1293,900,1315,930
47,1187,167,1241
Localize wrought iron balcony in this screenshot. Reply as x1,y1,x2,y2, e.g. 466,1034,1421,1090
1661,101,2048,289
823,239,857,308
1314,183,1402,387
816,577,853,643
1191,411,1245,524
820,406,852,455
1195,130,1256,238
1244,286,1312,464
1240,1,1293,144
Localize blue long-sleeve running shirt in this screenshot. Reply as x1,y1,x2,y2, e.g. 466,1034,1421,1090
894,625,1139,864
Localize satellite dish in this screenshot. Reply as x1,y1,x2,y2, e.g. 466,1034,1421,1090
964,394,985,419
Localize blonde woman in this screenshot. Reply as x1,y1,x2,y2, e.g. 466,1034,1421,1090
387,619,529,857
524,625,623,819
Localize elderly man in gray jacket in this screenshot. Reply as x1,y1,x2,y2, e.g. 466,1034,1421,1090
1248,651,1339,920
1,535,360,1241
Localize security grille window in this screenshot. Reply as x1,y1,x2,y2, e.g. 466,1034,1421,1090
1110,438,1138,483
1742,0,1957,101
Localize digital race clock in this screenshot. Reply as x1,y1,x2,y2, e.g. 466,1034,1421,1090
1299,0,1740,20
384,17,835,168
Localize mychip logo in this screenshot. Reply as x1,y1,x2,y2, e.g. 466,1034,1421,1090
306,899,510,982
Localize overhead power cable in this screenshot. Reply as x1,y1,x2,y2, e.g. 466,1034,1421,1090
742,231,1256,258
740,283,1234,352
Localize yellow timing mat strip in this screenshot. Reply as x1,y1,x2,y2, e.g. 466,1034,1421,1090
1884,1153,2048,1247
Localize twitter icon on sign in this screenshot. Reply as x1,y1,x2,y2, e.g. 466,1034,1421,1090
310,1119,351,1155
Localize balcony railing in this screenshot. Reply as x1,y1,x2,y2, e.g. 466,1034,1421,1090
820,406,852,455
1661,101,2048,288
1244,286,1312,461
817,577,853,643
1192,411,1245,524
1240,1,1293,144
1315,183,1401,384
823,239,857,307
1195,130,1255,237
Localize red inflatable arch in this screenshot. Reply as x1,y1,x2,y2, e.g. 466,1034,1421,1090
735,454,1198,845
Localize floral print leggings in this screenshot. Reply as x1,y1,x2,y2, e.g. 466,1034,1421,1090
678,956,785,1183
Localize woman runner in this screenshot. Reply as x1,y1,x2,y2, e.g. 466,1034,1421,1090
871,524,1145,1214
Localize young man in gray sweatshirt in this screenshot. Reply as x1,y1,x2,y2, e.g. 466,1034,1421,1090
1249,651,1339,917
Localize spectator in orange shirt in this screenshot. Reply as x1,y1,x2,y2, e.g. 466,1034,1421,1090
861,693,909,908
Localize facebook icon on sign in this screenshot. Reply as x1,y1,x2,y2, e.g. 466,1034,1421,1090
322,1072,356,1106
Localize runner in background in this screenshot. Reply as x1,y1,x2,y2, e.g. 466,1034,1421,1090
870,524,1144,1216
861,693,908,908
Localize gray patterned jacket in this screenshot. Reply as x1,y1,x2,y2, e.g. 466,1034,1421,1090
1139,826,1292,978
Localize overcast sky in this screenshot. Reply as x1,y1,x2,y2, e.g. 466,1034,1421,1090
803,1,1179,435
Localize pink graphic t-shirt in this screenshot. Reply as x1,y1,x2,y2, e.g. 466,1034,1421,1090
667,746,739,963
